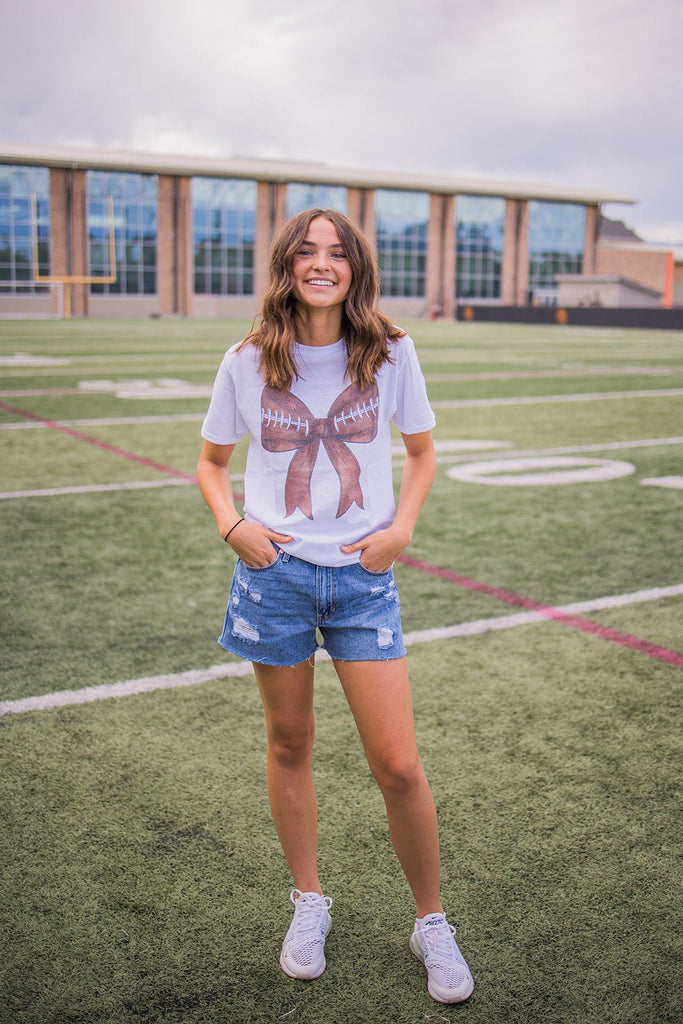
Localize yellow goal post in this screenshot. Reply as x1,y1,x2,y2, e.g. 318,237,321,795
31,194,117,318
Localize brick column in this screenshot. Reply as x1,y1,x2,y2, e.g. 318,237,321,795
583,204,598,275
175,176,193,317
501,199,529,306
426,193,455,318
346,188,363,227
69,170,88,317
273,183,288,230
254,181,274,305
49,170,68,276
157,175,174,315
361,189,376,249
49,168,87,316
441,194,456,319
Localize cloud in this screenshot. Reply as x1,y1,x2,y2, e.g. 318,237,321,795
1,0,681,240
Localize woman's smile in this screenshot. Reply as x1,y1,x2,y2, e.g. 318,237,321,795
292,217,352,311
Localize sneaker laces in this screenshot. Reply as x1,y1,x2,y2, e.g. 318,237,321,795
286,889,332,965
416,916,468,986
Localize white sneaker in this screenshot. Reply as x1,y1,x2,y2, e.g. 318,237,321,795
279,889,333,980
410,912,474,1004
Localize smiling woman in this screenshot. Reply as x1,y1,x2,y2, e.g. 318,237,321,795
195,208,474,1004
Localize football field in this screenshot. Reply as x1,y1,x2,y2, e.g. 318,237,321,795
1,317,681,1023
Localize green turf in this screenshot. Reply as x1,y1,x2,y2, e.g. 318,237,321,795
1,318,682,1023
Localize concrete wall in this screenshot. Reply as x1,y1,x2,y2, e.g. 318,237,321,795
556,274,662,308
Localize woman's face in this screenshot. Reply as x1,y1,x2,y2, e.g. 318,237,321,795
291,217,353,313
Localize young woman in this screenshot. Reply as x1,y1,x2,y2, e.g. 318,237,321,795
197,209,473,1005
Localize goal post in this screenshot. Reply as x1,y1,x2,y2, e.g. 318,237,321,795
29,193,118,318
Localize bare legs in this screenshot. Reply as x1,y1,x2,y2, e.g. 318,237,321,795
254,656,443,917
254,659,321,894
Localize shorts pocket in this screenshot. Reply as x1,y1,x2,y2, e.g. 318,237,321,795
237,549,282,573
356,559,393,578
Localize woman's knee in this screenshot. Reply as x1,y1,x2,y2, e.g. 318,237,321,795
371,751,425,797
267,723,315,768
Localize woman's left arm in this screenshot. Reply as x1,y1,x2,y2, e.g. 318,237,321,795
340,430,436,571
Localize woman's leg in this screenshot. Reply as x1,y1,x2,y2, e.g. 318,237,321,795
253,659,322,894
333,657,443,918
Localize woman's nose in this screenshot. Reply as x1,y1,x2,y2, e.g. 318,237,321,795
312,250,330,270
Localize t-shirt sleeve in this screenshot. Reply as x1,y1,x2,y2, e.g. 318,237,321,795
200,348,250,444
391,334,436,434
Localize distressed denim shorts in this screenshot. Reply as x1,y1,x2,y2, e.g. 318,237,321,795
219,548,406,666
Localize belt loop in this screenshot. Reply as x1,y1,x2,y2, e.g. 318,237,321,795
281,550,291,562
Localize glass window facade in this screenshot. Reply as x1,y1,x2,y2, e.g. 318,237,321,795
528,201,585,300
87,171,157,295
375,189,429,298
193,177,257,296
286,183,347,218
0,165,50,293
456,195,505,301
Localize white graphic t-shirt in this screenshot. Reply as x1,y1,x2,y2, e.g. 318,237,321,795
201,334,435,567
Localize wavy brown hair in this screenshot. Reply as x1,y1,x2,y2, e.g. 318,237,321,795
240,208,404,390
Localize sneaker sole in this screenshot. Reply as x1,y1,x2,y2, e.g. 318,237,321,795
409,931,474,1004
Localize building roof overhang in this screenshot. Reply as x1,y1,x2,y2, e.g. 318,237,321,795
0,141,636,206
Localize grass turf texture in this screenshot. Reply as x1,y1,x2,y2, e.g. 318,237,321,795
1,318,682,1023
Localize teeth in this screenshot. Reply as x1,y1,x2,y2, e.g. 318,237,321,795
307,279,334,286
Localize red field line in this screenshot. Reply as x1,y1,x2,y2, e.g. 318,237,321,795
0,401,197,483
398,555,683,667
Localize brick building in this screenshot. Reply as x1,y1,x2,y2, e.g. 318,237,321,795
3,141,675,320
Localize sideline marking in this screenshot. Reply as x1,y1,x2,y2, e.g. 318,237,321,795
0,401,196,482
0,479,196,499
3,387,683,408
0,413,204,430
0,353,70,367
640,476,683,490
398,556,683,667
437,437,683,463
424,366,683,382
432,388,683,409
2,583,682,716
0,474,244,501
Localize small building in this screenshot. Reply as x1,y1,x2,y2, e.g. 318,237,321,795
595,232,681,310
556,273,663,309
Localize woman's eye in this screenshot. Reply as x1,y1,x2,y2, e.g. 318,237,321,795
331,252,347,259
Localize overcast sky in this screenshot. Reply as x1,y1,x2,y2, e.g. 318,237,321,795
3,0,681,242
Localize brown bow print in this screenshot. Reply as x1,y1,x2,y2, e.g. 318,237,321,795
261,382,380,519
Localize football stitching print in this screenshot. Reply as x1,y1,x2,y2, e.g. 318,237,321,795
260,382,380,518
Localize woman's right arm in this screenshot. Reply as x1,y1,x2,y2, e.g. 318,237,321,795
196,440,292,566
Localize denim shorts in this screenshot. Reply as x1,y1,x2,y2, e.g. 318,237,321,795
219,549,406,666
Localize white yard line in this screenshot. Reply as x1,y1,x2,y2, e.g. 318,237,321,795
0,479,196,499
2,583,681,716
1,437,679,500
424,366,683,381
1,436,679,499
431,388,683,408
0,413,204,430
0,473,245,500
434,436,683,465
2,388,683,427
